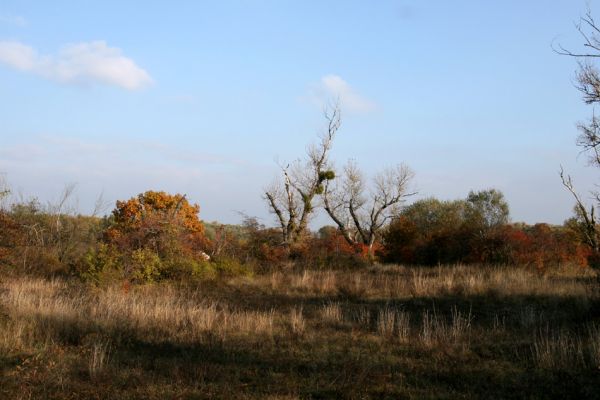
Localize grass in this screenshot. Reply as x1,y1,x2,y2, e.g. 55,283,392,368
0,264,599,399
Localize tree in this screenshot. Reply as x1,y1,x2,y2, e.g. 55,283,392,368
559,168,598,253
465,189,509,229
88,191,212,282
264,106,339,246
322,159,415,257
382,198,469,265
382,190,509,265
555,8,600,259
464,188,510,250
105,190,208,257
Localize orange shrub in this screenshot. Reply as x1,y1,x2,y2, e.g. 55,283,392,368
105,191,208,257
86,191,212,282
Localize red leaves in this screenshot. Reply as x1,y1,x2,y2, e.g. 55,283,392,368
384,219,592,269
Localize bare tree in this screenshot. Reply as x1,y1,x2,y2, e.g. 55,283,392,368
322,159,415,257
264,105,340,245
555,8,600,254
45,184,79,263
560,167,598,251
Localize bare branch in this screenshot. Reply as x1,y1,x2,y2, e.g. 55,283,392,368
91,191,111,217
560,166,598,250
322,160,416,256
322,178,355,245
264,103,341,245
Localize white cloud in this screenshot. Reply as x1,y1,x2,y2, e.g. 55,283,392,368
310,74,376,113
0,40,153,90
0,41,35,70
0,14,27,27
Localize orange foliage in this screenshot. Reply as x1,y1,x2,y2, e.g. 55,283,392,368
109,190,204,234
105,191,208,257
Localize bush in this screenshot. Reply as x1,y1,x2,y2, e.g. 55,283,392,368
1,197,103,277
80,243,123,284
212,256,253,277
95,191,213,282
382,194,592,269
130,248,162,283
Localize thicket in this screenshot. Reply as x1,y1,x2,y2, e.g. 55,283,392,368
0,185,595,283
382,191,591,268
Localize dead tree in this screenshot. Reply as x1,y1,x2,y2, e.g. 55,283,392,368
264,105,340,245
560,167,598,251
322,160,415,257
555,8,600,253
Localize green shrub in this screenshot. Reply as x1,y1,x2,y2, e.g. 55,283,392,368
130,248,162,283
212,256,253,277
163,256,216,280
80,243,123,285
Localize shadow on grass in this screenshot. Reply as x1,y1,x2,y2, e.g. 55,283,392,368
3,293,600,399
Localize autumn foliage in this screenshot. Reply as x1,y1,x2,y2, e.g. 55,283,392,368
105,191,207,254
0,186,596,281
382,197,591,269
83,191,212,282
0,211,19,264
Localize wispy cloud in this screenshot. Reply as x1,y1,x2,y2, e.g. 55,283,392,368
0,135,248,168
308,74,376,113
0,14,27,27
0,40,153,90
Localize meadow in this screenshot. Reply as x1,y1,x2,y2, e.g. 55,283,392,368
1,264,598,399
4,2,600,399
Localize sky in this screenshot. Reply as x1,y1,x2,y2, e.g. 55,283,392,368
0,0,599,227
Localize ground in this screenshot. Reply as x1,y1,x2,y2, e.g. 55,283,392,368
1,264,599,399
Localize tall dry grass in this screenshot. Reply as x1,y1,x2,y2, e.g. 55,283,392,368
0,277,276,351
531,324,600,370
253,264,594,301
0,263,597,385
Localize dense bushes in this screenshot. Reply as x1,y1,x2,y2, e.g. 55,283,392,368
382,193,591,269
0,187,596,282
0,198,101,276
0,209,20,265
84,191,214,283
203,218,368,272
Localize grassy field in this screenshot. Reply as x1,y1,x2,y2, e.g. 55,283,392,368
1,264,599,399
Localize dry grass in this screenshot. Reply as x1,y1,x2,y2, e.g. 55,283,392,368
320,301,343,324
253,264,593,301
418,307,472,347
88,338,111,379
376,307,396,337
289,306,305,335
532,324,600,370
352,306,371,327
376,307,411,341
0,264,598,399
0,277,276,349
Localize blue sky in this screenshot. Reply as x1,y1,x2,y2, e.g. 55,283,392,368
0,1,598,226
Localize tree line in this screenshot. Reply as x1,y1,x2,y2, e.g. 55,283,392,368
2,8,600,282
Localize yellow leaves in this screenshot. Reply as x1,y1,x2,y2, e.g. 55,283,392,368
104,191,209,268
111,191,203,234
